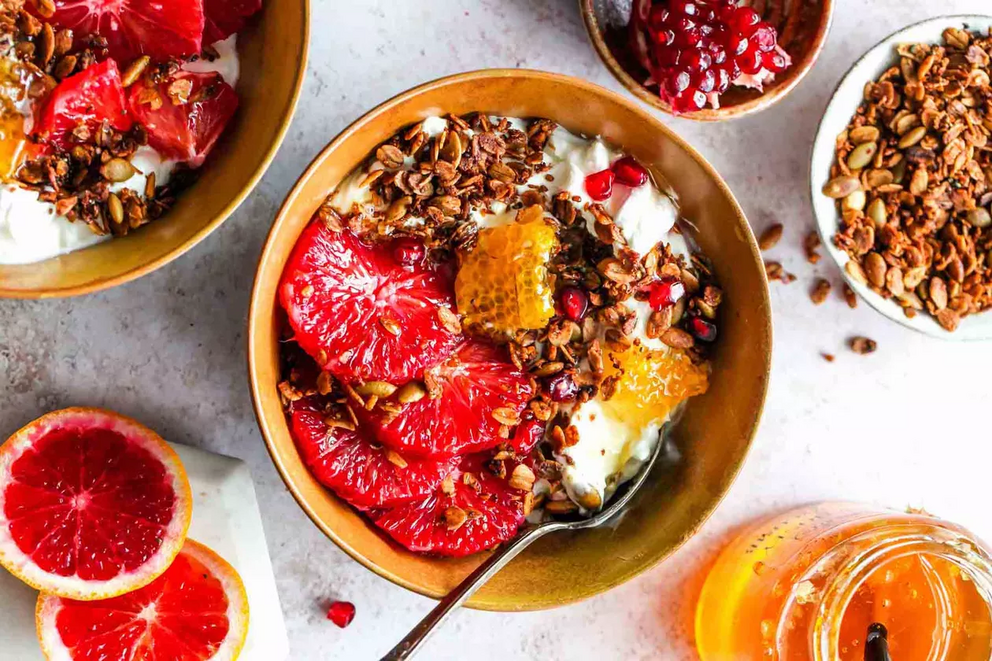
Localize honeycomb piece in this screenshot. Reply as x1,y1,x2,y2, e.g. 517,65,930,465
602,344,709,428
455,205,559,336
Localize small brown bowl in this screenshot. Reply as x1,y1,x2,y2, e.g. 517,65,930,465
0,2,309,299
580,0,834,121
248,69,772,610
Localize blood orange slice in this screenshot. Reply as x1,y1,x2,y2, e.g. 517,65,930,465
37,538,249,661
0,408,192,601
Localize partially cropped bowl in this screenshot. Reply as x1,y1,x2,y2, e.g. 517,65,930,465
580,0,834,121
248,69,772,610
0,2,309,299
811,15,992,340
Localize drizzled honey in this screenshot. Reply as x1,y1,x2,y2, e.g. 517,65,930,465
696,503,992,661
0,41,45,179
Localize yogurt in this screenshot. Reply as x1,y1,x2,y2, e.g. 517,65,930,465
0,39,240,266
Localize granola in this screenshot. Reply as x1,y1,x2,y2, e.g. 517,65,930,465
824,27,992,332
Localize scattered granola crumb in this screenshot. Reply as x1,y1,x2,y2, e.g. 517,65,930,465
842,284,858,309
821,353,835,362
810,278,832,305
849,336,877,355
758,223,783,251
803,231,821,264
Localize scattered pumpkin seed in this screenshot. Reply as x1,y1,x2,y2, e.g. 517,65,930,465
846,142,877,170
822,176,861,199
897,126,927,149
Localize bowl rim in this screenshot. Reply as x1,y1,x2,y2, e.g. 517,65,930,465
809,13,992,341
247,67,773,609
578,0,835,122
0,0,311,300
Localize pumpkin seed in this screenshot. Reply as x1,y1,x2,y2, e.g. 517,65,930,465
842,190,866,212
894,113,920,136
966,207,992,229
849,126,880,144
891,159,907,184
100,157,137,183
867,198,887,227
121,56,150,87
396,382,427,404
107,193,124,225
354,381,397,398
846,142,878,170
898,126,927,149
822,176,861,199
865,169,894,189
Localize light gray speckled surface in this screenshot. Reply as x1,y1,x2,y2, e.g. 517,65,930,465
3,1,992,659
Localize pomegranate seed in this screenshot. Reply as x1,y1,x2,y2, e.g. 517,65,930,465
327,601,356,628
649,277,686,310
584,168,615,201
647,5,670,31
714,67,731,93
545,372,578,403
763,49,789,73
729,6,761,37
655,28,676,46
707,42,727,65
655,45,681,67
729,35,749,56
674,26,702,48
738,47,763,75
612,156,649,187
752,25,777,52
670,0,699,16
665,69,692,97
695,68,717,93
559,286,589,322
682,50,712,73
392,237,425,267
689,317,718,342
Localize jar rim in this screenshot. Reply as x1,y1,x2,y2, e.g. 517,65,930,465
808,522,992,661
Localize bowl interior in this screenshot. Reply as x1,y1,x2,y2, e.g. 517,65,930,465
581,0,834,121
810,15,992,341
0,1,308,298
249,70,772,610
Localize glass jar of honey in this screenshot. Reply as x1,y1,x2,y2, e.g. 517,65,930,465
695,502,992,660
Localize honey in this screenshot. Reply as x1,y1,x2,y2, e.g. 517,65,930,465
0,49,39,179
696,503,992,661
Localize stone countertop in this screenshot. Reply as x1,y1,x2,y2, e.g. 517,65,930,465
3,1,991,659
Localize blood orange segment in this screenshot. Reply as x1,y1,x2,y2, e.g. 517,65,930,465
129,71,239,167
0,408,192,601
288,396,457,510
33,0,206,62
37,538,249,661
34,59,133,151
371,454,527,557
279,222,463,385
359,341,534,459
204,0,262,43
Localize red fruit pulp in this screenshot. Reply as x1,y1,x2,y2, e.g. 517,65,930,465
33,0,205,61
5,424,178,581
510,418,546,455
279,222,462,385
129,72,239,167
371,454,526,557
288,397,456,510
545,371,578,403
327,601,356,628
203,0,262,43
34,59,132,150
392,236,426,268
584,168,615,201
50,545,232,658
612,156,649,187
359,341,533,459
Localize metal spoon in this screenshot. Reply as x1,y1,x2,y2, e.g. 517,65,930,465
380,435,671,660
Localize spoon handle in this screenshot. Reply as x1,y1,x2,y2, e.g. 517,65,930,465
380,523,558,660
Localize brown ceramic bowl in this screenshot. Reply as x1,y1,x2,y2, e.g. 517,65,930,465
0,2,309,299
580,0,834,121
248,69,772,610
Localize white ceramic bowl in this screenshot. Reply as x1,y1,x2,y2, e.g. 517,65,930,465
810,15,992,341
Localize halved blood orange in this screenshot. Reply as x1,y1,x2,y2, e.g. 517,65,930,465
37,538,249,661
0,408,192,600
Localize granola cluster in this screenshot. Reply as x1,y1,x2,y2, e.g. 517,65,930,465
824,27,992,332
281,112,722,514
